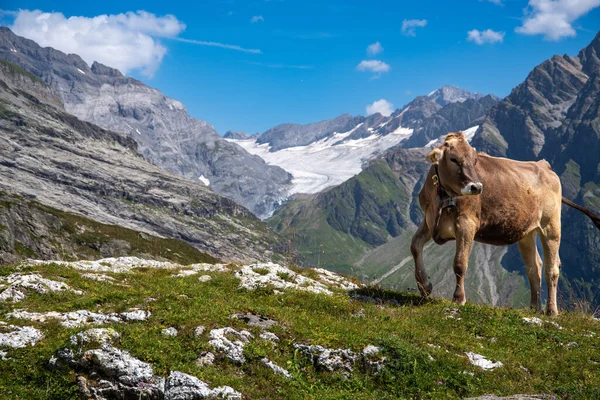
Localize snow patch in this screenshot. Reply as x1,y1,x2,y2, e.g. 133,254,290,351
198,175,210,186
462,125,479,142
76,68,86,75
227,122,413,195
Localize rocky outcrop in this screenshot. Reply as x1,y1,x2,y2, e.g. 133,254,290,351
0,58,283,263
0,27,291,218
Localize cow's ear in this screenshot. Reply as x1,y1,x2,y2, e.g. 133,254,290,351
426,148,443,164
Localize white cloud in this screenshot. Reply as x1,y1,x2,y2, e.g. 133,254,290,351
10,9,185,77
9,9,262,77
401,19,427,36
251,15,264,23
366,99,394,117
366,41,383,56
516,0,600,41
356,60,390,78
467,29,505,45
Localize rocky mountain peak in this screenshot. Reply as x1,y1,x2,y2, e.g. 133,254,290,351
427,85,484,106
90,61,123,77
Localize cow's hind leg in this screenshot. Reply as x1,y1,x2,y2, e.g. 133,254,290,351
517,231,543,313
538,217,561,316
411,221,432,297
452,217,477,305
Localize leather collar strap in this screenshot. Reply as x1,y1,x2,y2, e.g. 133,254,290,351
432,165,456,210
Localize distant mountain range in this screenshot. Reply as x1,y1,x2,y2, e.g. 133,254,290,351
228,86,498,204
0,27,291,219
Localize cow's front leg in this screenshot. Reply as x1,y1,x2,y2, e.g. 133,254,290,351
411,221,432,297
452,217,477,305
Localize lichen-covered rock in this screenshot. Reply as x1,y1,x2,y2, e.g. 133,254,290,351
165,371,241,400
198,275,212,282
0,324,42,348
70,328,120,348
8,308,150,328
208,327,253,364
231,313,277,329
0,273,82,302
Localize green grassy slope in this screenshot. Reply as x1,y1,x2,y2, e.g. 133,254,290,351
0,260,598,399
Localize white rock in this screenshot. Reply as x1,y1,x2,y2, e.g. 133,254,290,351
196,351,215,367
8,308,151,328
81,273,117,283
522,317,544,326
0,350,9,360
162,327,178,337
0,324,43,348
198,275,212,282
0,273,83,302
172,270,198,278
465,352,503,370
165,371,241,400
27,257,181,273
208,327,253,364
362,345,381,357
260,332,279,342
189,263,229,273
235,263,334,295
83,344,154,385
194,326,205,337
312,268,359,291
261,358,293,379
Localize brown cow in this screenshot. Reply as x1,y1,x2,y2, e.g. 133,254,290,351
411,131,600,315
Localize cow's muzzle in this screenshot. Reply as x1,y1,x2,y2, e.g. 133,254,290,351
461,182,483,195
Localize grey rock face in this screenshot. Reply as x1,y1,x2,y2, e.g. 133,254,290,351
0,58,282,263
0,27,291,218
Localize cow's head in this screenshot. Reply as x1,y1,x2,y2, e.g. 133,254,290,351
426,132,483,196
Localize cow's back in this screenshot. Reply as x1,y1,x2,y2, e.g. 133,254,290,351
475,155,561,245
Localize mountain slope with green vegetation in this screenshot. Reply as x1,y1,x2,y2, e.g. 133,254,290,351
0,257,598,399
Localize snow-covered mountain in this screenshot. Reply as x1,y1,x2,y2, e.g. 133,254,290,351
428,85,486,106
228,89,498,204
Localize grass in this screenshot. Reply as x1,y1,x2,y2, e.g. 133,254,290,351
0,260,598,399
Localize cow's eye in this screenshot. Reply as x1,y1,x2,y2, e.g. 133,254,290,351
450,158,459,164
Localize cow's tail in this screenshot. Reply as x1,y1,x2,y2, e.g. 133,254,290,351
562,197,600,230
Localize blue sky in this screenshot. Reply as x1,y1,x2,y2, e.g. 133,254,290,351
2,0,600,134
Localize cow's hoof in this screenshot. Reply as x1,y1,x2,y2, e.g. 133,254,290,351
418,282,433,298
546,308,559,317
453,293,466,305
